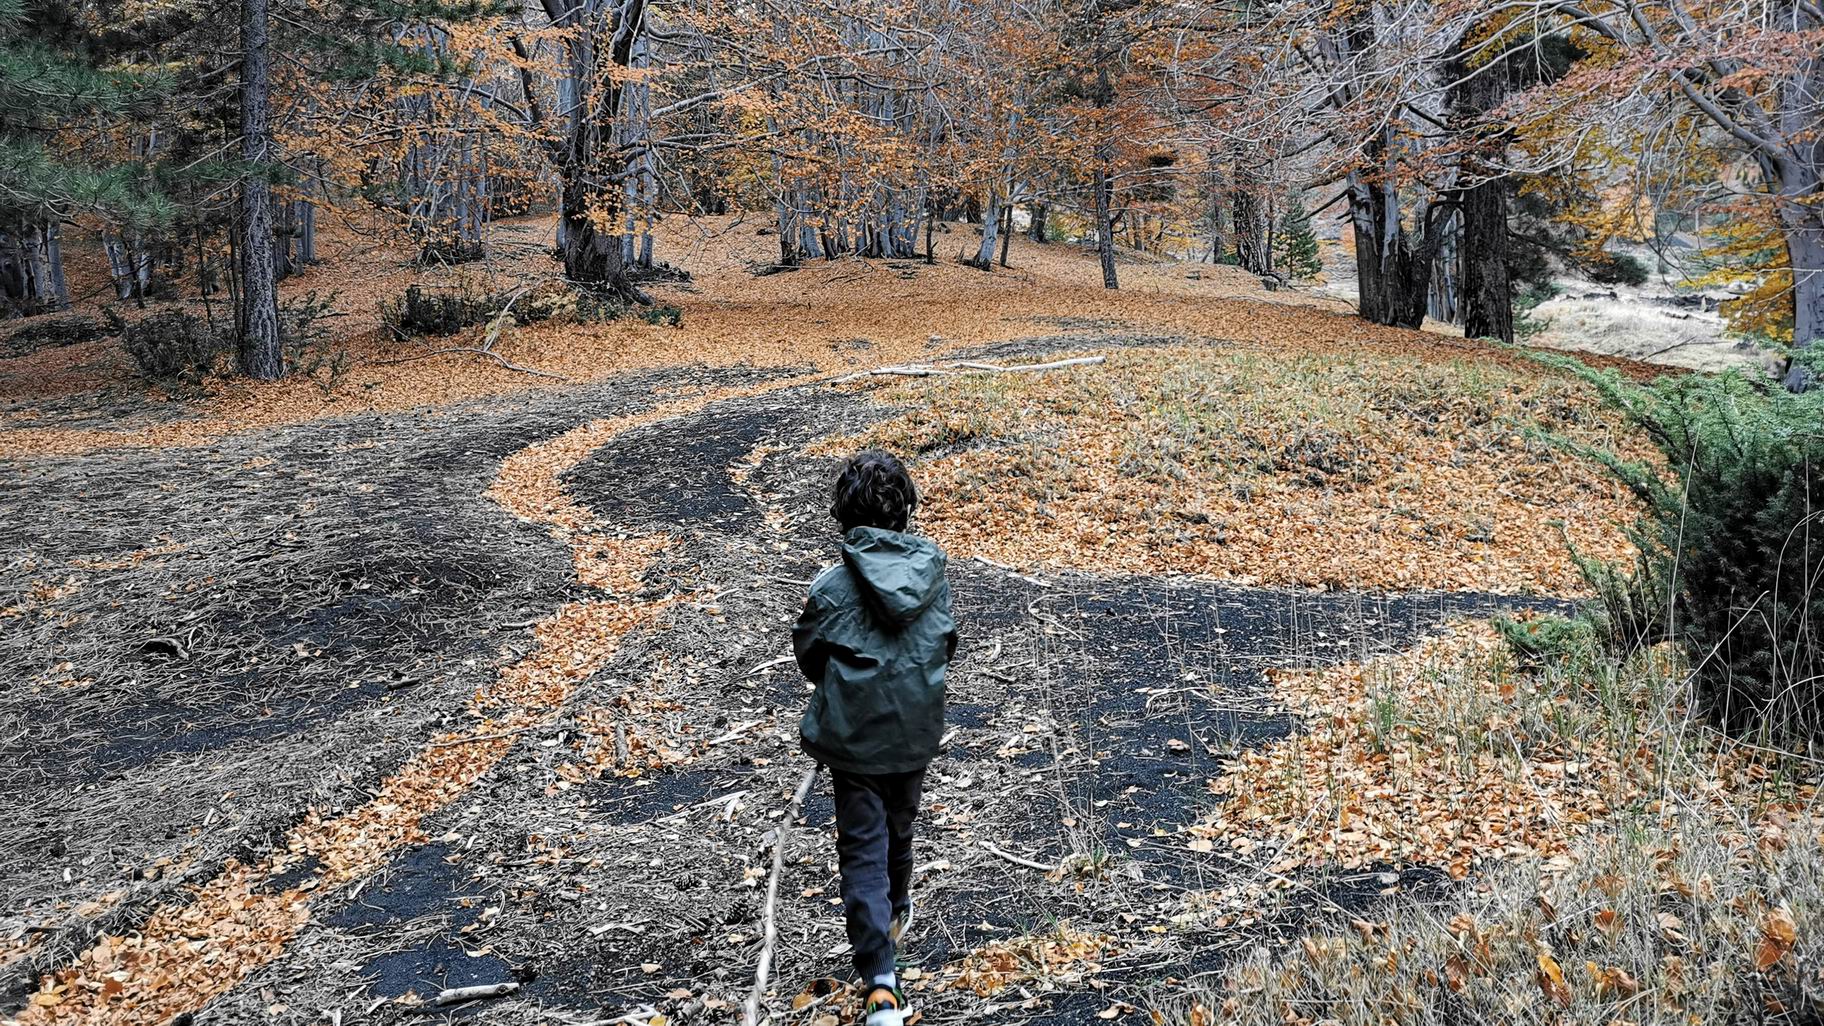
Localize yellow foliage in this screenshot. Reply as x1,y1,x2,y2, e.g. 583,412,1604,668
1692,214,1792,342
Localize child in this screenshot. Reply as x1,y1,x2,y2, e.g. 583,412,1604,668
794,450,957,1026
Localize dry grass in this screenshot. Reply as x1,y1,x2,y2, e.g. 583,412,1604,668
1529,294,1765,375
1191,807,1824,1024
1163,619,1824,1024
823,347,1643,595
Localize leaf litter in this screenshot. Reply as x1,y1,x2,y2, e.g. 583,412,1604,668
0,213,1667,460
0,272,1719,1026
821,345,1644,596
13,377,811,1025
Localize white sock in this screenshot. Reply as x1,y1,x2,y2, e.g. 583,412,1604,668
871,972,898,992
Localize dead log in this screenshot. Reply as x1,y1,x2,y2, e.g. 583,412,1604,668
831,354,1105,385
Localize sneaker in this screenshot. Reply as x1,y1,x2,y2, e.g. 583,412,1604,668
864,985,906,1026
888,901,914,943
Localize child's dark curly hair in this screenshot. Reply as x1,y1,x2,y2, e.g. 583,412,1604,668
831,449,918,533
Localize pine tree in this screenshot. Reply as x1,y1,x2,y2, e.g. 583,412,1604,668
0,0,170,315
238,0,281,379
1275,193,1323,283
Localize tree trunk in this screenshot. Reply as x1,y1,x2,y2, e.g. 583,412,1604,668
1780,187,1824,390
559,167,629,289
238,0,283,380
1231,169,1271,275
638,154,655,268
2,224,70,314
1094,165,1118,288
1206,178,1223,262
549,0,648,302
1348,188,1433,330
103,235,137,300
998,203,1013,266
1350,207,1432,330
131,234,153,297
1029,202,1048,243
973,193,1000,267
1427,211,1458,324
294,196,316,264
40,224,67,310
1452,44,1514,344
775,192,798,266
1347,128,1433,330
194,226,216,324
274,194,294,282
1461,181,1512,342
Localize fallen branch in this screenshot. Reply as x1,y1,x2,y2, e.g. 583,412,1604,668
433,981,519,1006
747,653,796,675
427,724,539,749
707,719,765,745
564,1003,661,1025
979,840,1057,873
1641,339,1700,360
649,788,750,826
829,365,954,383
374,346,569,381
947,356,1106,374
830,354,1105,385
742,766,819,1026
481,285,533,352
971,554,1051,588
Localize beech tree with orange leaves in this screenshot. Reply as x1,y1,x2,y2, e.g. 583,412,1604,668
1505,1,1823,386
4,0,1816,377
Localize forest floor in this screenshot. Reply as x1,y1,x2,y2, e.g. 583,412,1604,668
0,212,1662,459
2,219,1807,1026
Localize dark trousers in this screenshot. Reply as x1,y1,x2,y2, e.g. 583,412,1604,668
830,767,925,983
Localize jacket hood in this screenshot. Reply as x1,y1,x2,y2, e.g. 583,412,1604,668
841,526,948,626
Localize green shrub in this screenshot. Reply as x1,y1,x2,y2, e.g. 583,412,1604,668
281,290,349,395
416,237,486,266
381,280,624,340
105,306,228,390
640,304,683,327
1273,194,1324,283
379,282,497,338
4,314,113,357
1584,251,1650,287
1565,363,1824,737
567,286,626,323
1513,282,1559,341
1494,612,1596,672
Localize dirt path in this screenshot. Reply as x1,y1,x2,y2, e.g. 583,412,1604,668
2,337,1565,1025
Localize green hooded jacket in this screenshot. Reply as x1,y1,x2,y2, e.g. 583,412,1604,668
794,526,958,775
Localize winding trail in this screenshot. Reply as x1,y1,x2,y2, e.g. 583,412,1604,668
17,381,808,1025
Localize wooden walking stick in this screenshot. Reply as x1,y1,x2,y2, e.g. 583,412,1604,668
742,765,819,1026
